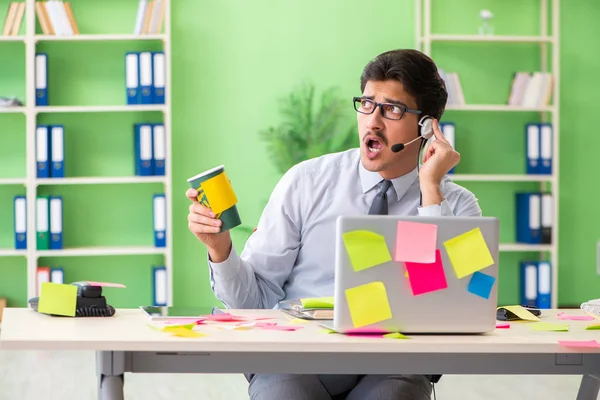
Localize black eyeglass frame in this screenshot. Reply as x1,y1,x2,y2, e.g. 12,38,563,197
353,96,422,120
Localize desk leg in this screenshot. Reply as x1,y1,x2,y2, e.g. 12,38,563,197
96,351,125,400
576,374,600,400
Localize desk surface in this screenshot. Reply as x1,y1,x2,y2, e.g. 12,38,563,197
1,308,599,354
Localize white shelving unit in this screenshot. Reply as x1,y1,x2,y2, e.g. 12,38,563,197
0,0,173,306
416,0,560,307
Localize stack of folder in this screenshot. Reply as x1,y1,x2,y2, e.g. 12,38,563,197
525,123,553,175
520,260,552,309
36,125,64,178
36,196,63,250
126,51,165,105
134,123,165,176
515,192,552,244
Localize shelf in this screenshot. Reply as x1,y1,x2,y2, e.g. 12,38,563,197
0,249,27,257
445,104,555,112
36,176,167,185
0,178,26,185
36,246,167,257
499,243,553,252
0,107,26,114
450,174,553,182
0,35,25,42
426,34,554,43
35,105,166,113
34,34,166,42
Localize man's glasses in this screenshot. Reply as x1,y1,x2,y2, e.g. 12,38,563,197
353,97,422,120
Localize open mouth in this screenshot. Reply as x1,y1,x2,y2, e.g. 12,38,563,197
365,136,384,154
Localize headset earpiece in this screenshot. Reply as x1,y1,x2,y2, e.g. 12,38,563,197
418,116,434,140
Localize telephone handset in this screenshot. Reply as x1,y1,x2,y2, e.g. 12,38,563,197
28,281,116,317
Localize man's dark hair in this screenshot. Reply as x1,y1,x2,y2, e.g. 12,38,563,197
360,49,448,120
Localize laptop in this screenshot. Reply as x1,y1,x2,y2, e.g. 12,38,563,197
321,215,500,334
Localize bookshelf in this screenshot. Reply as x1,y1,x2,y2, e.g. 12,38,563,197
0,0,172,307
416,0,560,307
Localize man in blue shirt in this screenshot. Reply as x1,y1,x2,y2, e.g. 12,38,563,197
187,49,481,399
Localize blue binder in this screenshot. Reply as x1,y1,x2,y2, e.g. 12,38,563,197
515,192,541,244
536,261,552,308
525,123,540,174
50,267,64,284
36,125,50,178
152,51,165,104
49,196,63,250
152,265,167,306
50,125,64,178
14,196,27,250
539,123,552,175
153,194,166,248
519,261,537,307
35,53,48,106
125,52,140,105
440,122,456,174
139,51,153,104
134,124,153,176
152,123,165,176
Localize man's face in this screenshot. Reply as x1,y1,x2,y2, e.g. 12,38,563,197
357,80,421,178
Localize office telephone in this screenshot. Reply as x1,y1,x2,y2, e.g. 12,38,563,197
29,281,116,317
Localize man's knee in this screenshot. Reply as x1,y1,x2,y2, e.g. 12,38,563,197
346,374,432,400
247,373,332,400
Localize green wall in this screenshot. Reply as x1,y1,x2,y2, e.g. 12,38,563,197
0,0,597,308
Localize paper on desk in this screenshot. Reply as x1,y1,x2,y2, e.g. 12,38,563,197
345,281,393,328
342,230,392,272
558,340,600,348
38,282,77,317
443,227,494,279
557,312,595,321
394,221,437,263
299,297,334,309
531,322,569,331
467,271,496,299
497,305,540,321
404,249,448,296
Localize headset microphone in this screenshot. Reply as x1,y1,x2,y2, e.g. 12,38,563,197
390,116,434,153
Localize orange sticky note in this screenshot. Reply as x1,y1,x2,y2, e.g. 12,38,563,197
345,281,392,328
444,227,494,278
200,171,238,214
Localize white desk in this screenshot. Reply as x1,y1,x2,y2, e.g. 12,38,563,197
1,308,599,400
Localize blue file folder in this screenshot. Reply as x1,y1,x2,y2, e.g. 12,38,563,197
50,125,64,178
520,261,537,307
153,194,166,247
515,192,541,244
539,123,552,175
536,261,552,308
134,124,153,176
50,267,64,284
525,123,540,174
153,123,165,176
139,51,153,104
152,52,165,104
35,53,48,106
36,125,50,178
153,265,167,306
49,196,63,250
14,196,27,250
125,52,140,105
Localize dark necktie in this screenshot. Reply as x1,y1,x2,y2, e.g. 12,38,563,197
368,179,393,215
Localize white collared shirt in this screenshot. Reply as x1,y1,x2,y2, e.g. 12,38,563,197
208,148,482,309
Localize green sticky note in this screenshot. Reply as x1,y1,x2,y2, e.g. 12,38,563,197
585,324,600,330
300,297,334,309
342,230,392,272
443,227,494,279
383,332,408,339
37,282,77,317
531,322,569,331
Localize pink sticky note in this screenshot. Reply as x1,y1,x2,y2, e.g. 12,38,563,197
260,325,303,331
203,313,246,322
496,323,510,329
84,281,126,288
558,340,600,348
345,326,389,334
557,312,595,321
395,221,438,263
404,249,448,296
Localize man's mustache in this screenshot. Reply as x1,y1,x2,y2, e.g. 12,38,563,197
363,131,388,146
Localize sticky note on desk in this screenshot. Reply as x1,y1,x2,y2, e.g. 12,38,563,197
38,282,77,317
345,281,392,328
444,227,494,279
497,305,540,321
300,297,334,309
394,221,437,263
558,340,600,348
342,230,391,272
531,322,569,331
405,249,448,295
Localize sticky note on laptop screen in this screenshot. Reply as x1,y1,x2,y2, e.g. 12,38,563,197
443,227,494,279
395,221,437,263
345,281,392,328
342,230,392,272
38,282,77,317
405,249,448,295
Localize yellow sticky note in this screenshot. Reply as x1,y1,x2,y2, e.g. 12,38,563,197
320,328,337,334
289,318,310,324
299,297,334,309
443,227,494,278
342,230,392,272
200,171,238,214
585,324,600,330
383,332,408,339
37,282,77,317
169,327,205,338
162,323,195,332
498,305,540,321
345,281,392,328
531,322,569,331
